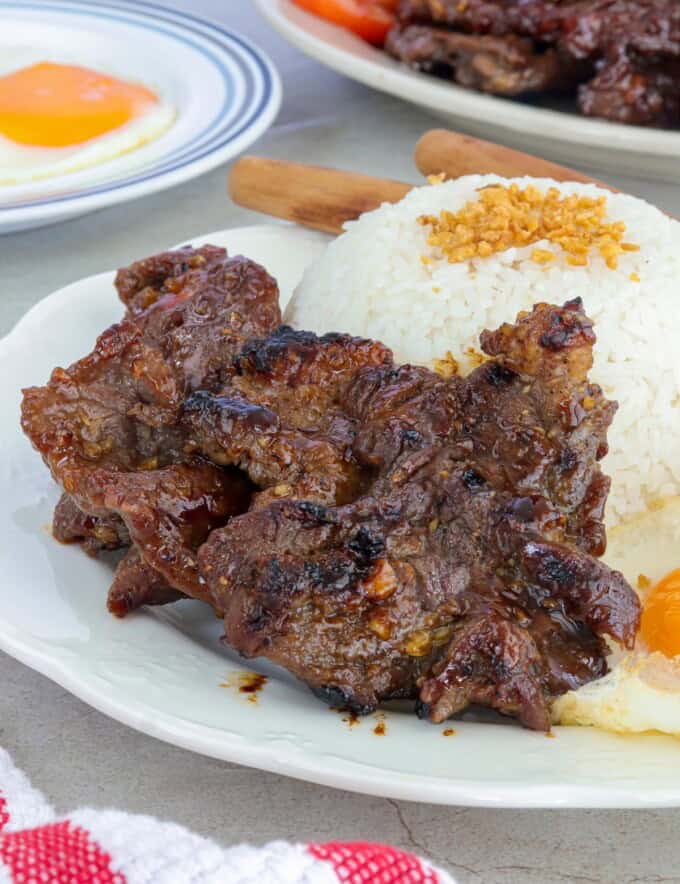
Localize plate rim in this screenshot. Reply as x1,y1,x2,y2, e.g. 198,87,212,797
254,0,680,159
0,0,282,223
5,223,680,810
5,619,680,810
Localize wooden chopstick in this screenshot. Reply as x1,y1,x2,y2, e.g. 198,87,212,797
229,156,411,235
414,129,614,191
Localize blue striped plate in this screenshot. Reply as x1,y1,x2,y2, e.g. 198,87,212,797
0,1,281,231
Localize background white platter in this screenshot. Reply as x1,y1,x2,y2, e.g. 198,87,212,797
3,223,680,809
255,0,680,182
0,0,281,232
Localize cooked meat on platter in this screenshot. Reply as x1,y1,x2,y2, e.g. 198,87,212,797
22,245,271,609
53,492,130,555
384,26,585,96
21,245,640,731
387,0,680,127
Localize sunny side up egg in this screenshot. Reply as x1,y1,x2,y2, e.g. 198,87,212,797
553,497,680,737
0,62,175,185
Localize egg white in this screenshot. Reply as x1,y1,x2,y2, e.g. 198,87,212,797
552,497,680,736
0,99,175,186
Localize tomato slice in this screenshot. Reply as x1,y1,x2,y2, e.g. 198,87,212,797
292,0,397,46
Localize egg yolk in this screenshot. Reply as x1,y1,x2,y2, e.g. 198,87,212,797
640,568,680,658
0,62,158,148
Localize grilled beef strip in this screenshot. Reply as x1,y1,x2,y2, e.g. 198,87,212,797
22,247,640,729
190,299,639,729
22,247,275,611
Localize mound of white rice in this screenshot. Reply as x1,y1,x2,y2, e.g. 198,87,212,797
286,175,680,527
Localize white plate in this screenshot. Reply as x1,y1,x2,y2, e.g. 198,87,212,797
0,1,281,232
4,223,680,809
255,0,680,182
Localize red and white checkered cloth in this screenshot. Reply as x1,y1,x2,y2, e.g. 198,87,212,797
0,748,455,884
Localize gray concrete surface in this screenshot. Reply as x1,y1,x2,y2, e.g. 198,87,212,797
2,3,680,881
